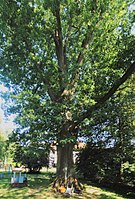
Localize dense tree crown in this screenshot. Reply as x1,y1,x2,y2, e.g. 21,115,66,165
0,0,134,177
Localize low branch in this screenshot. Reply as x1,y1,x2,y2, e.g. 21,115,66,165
74,61,135,126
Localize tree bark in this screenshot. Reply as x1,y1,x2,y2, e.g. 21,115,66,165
56,120,76,179
57,142,74,179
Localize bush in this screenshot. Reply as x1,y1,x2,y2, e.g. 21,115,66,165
76,144,134,185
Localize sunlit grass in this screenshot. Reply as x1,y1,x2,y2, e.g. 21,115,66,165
0,169,133,199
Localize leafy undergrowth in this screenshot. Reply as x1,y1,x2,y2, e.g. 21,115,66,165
0,170,134,199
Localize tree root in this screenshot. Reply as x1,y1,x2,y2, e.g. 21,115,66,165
52,176,83,196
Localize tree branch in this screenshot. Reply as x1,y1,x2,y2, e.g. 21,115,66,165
53,2,66,73
70,26,94,91
75,61,135,126
77,26,93,65
36,61,63,102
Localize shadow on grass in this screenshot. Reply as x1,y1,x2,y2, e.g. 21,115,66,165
98,194,120,199
1,171,134,199
0,171,54,199
29,176,51,189
82,180,135,199
0,178,11,189
98,193,135,199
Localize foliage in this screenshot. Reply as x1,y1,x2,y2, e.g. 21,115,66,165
122,161,135,185
76,144,134,183
0,0,134,121
7,130,50,173
0,134,5,161
77,146,117,182
76,94,135,185
0,113,6,161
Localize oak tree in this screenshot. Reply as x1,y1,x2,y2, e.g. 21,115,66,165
0,0,135,178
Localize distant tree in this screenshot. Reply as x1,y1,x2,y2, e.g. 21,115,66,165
0,113,6,161
7,130,50,173
0,135,5,161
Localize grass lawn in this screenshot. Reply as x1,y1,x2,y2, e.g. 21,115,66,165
0,169,134,199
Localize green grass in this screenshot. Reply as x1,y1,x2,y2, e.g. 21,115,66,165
0,170,134,199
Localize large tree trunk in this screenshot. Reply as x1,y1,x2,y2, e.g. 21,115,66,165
57,142,74,179
56,120,77,179
53,141,83,195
